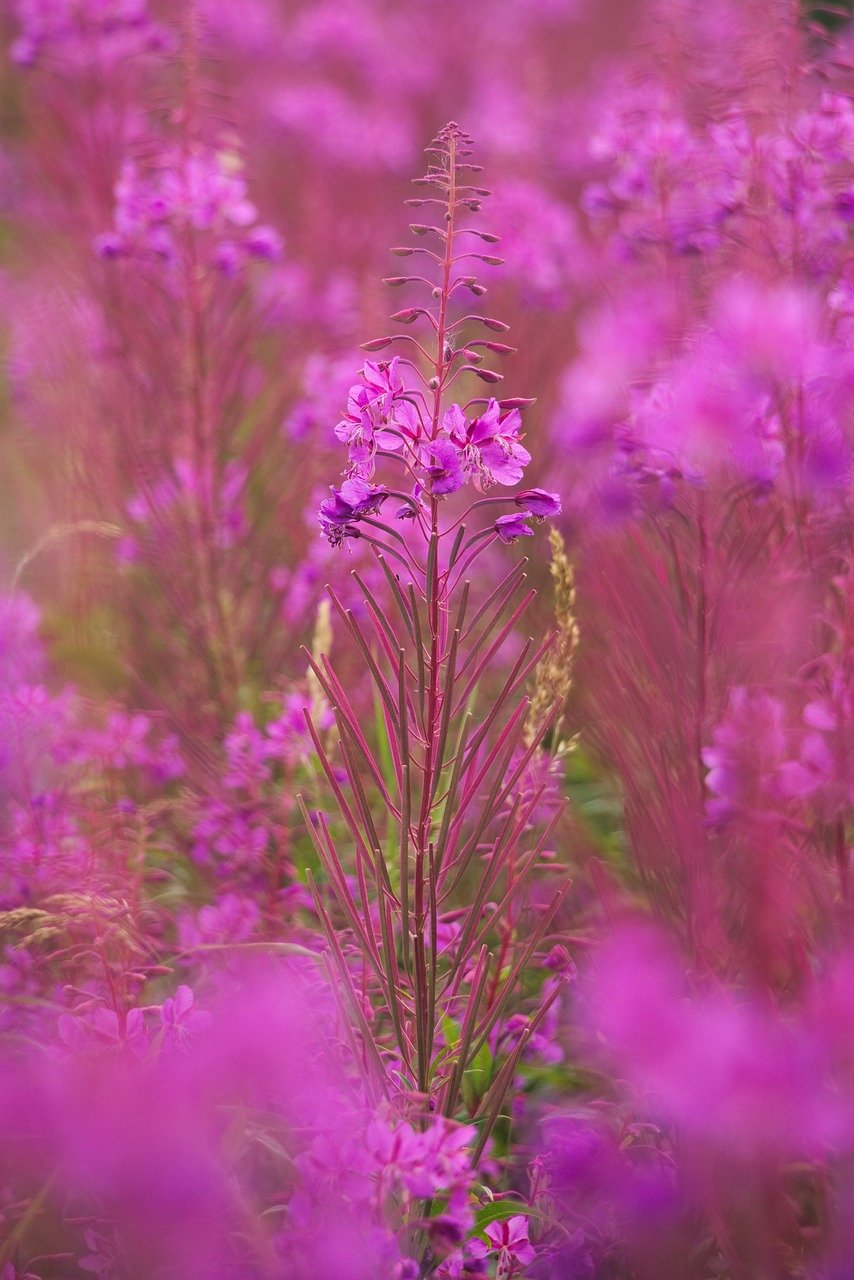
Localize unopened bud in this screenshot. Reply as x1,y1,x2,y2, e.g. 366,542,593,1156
474,316,510,332
478,341,516,354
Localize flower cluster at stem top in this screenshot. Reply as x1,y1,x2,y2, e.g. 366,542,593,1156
318,356,560,546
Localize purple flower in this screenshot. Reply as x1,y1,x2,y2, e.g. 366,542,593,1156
514,488,562,519
266,692,332,766
100,149,279,277
494,513,534,543
424,439,465,496
223,711,271,790
59,1005,149,1058
702,688,789,822
469,1215,537,1272
318,477,389,546
588,927,832,1159
159,986,212,1052
178,892,261,950
244,225,283,260
334,359,408,476
11,0,170,67
445,400,531,488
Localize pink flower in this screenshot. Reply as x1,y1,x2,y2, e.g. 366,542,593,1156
469,1215,537,1275
423,439,465,496
513,488,561,519
702,688,789,822
99,149,280,276
445,400,531,488
318,477,389,546
159,986,212,1052
59,1005,149,1057
495,513,533,543
334,359,407,476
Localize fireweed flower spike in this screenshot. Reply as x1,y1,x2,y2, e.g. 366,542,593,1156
318,126,553,546
308,123,566,1265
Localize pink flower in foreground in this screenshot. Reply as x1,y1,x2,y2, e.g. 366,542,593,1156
318,477,389,546
495,513,533,543
513,488,562,519
423,438,465,496
446,400,531,488
469,1214,537,1275
334,359,408,476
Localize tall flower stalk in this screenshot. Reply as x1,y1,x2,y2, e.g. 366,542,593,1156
305,124,566,1141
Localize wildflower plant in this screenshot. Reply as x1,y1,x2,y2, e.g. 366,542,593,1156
305,124,567,1165
19,0,854,1277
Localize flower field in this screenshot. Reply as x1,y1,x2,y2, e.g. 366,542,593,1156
4,2,854,1277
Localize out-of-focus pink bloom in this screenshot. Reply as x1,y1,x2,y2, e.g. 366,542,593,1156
272,82,417,173
222,711,270,790
178,892,261,951
98,150,281,277
587,927,833,1159
158,986,212,1053
11,0,170,66
59,1005,149,1058
488,178,589,308
191,796,274,871
584,80,749,255
778,664,854,815
0,593,44,688
713,278,826,389
702,688,790,822
266,691,332,765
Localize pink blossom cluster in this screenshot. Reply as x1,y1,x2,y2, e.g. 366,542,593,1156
11,0,170,67
96,149,282,276
320,359,560,547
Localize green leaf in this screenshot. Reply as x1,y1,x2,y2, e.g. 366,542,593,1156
462,1037,492,1108
471,1199,535,1241
442,1014,461,1048
373,686,397,794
